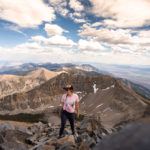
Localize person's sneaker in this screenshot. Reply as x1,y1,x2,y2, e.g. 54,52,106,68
73,132,79,142
57,135,63,139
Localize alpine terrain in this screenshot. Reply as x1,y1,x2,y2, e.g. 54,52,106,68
0,63,149,150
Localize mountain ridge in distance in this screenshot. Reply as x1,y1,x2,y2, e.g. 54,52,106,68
0,62,149,99
0,67,62,98
0,62,108,75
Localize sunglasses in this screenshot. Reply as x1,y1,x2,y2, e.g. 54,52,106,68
66,88,71,91
65,88,73,91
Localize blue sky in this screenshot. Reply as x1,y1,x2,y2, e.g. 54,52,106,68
0,0,150,66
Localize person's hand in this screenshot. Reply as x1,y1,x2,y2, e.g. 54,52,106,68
77,112,79,119
75,110,79,119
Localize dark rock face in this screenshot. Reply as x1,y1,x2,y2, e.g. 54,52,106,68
94,123,150,150
0,129,30,150
144,105,150,117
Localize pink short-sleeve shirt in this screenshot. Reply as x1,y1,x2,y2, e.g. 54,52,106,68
61,93,79,113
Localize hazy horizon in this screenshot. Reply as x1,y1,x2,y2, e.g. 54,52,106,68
0,61,150,68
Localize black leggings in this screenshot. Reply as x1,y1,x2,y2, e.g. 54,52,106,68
59,110,75,136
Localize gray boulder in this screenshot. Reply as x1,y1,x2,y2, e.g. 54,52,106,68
94,123,150,150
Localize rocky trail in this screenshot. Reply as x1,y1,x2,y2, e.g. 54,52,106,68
0,109,149,150
0,114,109,150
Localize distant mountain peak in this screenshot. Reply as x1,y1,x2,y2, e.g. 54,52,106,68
0,67,60,98
25,67,58,80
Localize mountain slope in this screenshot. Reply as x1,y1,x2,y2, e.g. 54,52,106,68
80,79,148,127
0,70,148,129
120,78,150,100
0,68,60,98
24,67,59,80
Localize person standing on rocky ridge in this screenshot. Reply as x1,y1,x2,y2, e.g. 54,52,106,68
58,84,79,138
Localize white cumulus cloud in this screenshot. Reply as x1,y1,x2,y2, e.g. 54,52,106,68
69,0,84,11
44,23,67,36
79,24,133,45
78,39,105,51
31,35,76,47
90,0,150,28
44,35,76,47
0,0,55,28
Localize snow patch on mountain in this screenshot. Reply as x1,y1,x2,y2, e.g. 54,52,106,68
93,83,99,93
102,85,115,91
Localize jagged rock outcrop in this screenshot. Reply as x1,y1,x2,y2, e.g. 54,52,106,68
0,116,108,150
0,116,149,150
